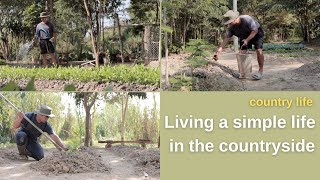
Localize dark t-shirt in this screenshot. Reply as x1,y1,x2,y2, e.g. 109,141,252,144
226,15,264,39
21,112,54,140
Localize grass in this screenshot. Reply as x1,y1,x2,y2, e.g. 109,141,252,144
168,75,193,91
264,49,320,57
0,65,160,86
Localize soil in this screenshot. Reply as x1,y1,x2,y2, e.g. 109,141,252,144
0,79,160,92
0,146,160,180
108,145,160,178
162,50,320,91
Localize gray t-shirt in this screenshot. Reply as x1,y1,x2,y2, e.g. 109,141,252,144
226,15,264,39
21,112,54,140
36,21,56,40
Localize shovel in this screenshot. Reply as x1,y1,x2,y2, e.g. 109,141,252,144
0,93,64,151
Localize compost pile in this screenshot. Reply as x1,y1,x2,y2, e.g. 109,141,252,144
294,62,320,76
31,146,109,175
191,65,245,91
108,145,160,177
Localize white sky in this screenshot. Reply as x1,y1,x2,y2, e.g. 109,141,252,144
62,92,160,117
103,0,131,27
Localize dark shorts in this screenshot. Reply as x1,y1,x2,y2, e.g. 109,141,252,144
39,39,55,54
240,36,264,50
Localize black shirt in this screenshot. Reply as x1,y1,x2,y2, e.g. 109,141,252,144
21,112,54,140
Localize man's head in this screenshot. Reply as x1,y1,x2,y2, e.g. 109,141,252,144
36,105,55,123
223,10,239,26
39,12,49,23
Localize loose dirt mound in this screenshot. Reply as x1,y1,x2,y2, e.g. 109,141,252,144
31,146,110,175
0,78,160,91
294,62,320,76
0,147,23,161
191,65,245,91
108,145,160,177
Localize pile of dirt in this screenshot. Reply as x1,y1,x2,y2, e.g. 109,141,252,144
0,147,23,161
266,54,318,65
31,147,110,175
0,78,160,91
192,65,245,91
108,145,160,177
294,62,320,76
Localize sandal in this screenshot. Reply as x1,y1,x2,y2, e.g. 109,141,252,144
232,72,246,79
252,72,262,80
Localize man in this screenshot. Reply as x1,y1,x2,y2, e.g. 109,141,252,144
214,10,265,80
13,105,68,161
35,12,57,66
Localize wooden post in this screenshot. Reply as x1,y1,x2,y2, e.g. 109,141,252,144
233,0,238,51
144,25,151,65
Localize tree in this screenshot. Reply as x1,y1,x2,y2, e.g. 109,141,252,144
275,0,320,42
75,92,98,147
164,0,228,48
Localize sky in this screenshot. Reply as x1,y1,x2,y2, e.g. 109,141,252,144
61,92,160,117
103,0,131,27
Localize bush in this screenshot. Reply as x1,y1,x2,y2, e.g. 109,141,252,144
64,84,77,91
263,43,304,51
0,59,6,65
0,81,20,91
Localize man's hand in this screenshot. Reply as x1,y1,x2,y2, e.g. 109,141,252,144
242,39,249,47
49,37,55,43
213,47,223,61
18,112,24,120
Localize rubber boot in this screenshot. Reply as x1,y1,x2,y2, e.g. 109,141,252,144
17,144,28,160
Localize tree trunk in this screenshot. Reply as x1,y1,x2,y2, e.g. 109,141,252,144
83,0,99,68
116,13,124,64
83,93,98,147
120,93,129,145
182,15,190,47
84,104,91,147
112,16,116,50
96,3,101,65
48,0,54,24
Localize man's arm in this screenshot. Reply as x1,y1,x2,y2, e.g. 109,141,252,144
12,112,24,129
242,29,258,46
50,133,68,151
213,33,231,60
50,32,57,42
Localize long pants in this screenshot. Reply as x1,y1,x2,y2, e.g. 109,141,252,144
15,131,44,161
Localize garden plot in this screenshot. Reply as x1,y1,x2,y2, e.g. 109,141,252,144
0,65,160,91
163,50,320,91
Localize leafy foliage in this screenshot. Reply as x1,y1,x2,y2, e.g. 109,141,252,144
0,65,160,86
64,84,77,91
185,39,211,70
0,92,160,147
25,77,36,91
0,81,20,91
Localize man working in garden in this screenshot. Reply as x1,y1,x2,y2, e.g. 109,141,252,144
35,12,57,66
213,10,265,80
13,105,68,161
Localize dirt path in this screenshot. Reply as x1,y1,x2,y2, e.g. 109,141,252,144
162,50,320,90
0,147,156,180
